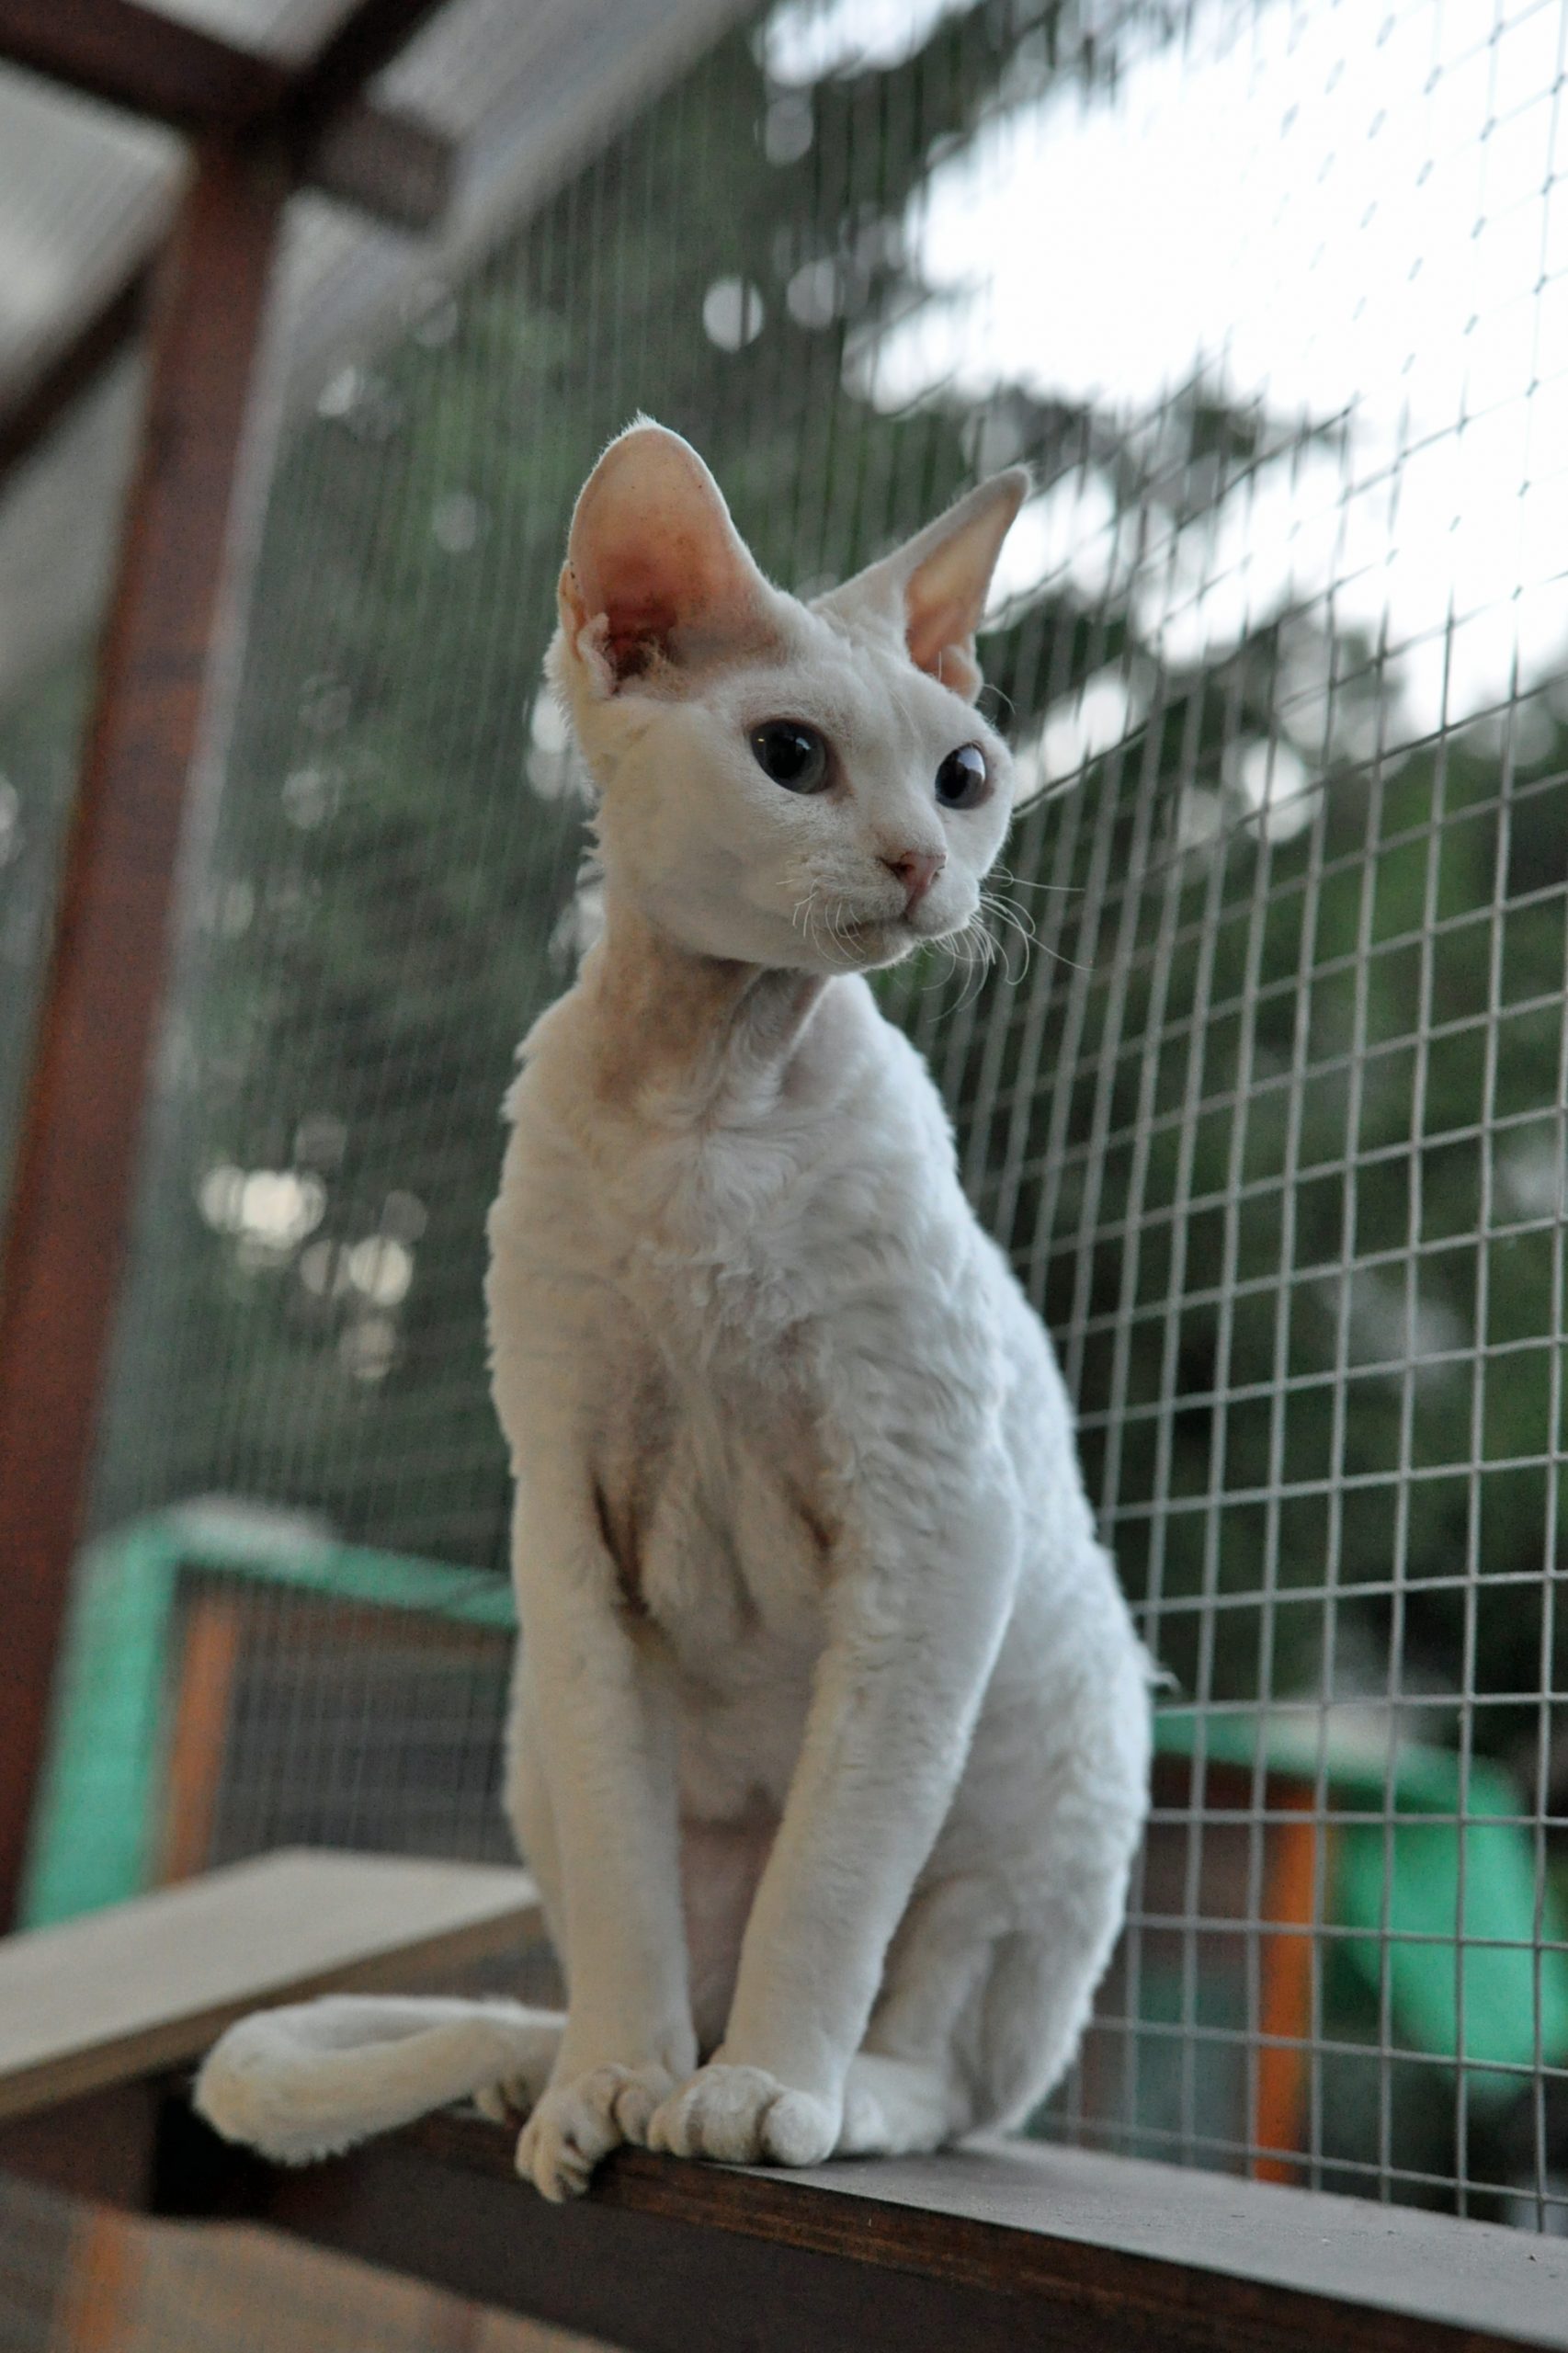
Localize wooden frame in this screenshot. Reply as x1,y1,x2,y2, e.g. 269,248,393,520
0,0,460,1933
0,0,452,227
0,0,457,502
0,139,289,1935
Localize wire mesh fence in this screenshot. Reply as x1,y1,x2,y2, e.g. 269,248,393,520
4,0,1568,2242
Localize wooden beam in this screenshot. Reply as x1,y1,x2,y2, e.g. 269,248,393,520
0,258,151,494
0,0,460,494
0,0,298,132
176,2112,1568,2353
0,0,454,228
267,0,457,155
0,142,287,1934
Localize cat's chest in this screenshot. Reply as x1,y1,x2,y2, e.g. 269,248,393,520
601,1118,824,1335
587,1315,837,1674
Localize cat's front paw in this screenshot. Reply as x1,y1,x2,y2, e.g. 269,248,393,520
647,2063,838,2167
515,2063,677,2200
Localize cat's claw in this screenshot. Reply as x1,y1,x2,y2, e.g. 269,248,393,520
473,2073,536,2125
515,2063,677,2200
647,2063,838,2167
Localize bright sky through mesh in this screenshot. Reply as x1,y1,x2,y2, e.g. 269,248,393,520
790,0,1568,741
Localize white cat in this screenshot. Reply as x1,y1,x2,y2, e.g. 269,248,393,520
197,422,1153,2203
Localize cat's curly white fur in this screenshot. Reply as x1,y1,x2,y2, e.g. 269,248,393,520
197,421,1152,2201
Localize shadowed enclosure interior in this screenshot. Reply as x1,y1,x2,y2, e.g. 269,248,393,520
2,0,1567,2301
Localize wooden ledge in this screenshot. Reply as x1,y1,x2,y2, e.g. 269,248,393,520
197,2107,1568,2353
0,1850,540,2126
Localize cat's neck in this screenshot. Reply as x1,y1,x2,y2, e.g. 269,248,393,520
575,893,830,1121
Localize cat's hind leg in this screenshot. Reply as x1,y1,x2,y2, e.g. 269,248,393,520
834,1877,995,2156
835,1873,1131,2156
965,1915,1118,2134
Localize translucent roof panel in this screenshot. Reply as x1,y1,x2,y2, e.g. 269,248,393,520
138,0,350,61
0,77,175,406
274,0,750,406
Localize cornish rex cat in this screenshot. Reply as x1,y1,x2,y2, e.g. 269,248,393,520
197,422,1152,2202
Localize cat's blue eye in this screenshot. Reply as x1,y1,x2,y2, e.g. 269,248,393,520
750,721,830,793
935,745,989,810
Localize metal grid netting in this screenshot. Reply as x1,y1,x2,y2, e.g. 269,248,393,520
10,0,1562,2233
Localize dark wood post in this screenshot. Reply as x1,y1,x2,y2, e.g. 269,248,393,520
0,138,288,1929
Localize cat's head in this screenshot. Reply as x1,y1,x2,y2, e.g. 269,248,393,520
547,419,1027,974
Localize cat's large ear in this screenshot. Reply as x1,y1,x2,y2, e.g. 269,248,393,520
559,420,779,693
817,470,1028,703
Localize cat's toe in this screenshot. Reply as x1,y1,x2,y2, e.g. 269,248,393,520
515,2063,669,2200
648,2063,837,2166
610,2067,672,2146
759,2086,837,2166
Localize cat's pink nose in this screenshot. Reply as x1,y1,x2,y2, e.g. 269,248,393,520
882,848,946,908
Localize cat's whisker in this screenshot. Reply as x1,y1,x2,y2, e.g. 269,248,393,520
794,888,846,972
921,924,965,996
995,906,1039,972
945,915,998,1013
974,890,1034,989
978,883,1094,980
980,888,1036,942
807,893,855,972
990,865,1083,896
828,901,866,970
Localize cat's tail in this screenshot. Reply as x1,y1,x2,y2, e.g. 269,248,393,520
194,1994,561,2164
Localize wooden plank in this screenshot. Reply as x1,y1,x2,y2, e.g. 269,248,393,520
0,0,454,227
63,2209,610,2353
0,1850,540,2126
1252,1781,1319,2184
0,142,287,1934
233,2113,1568,2353
0,2080,165,2209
